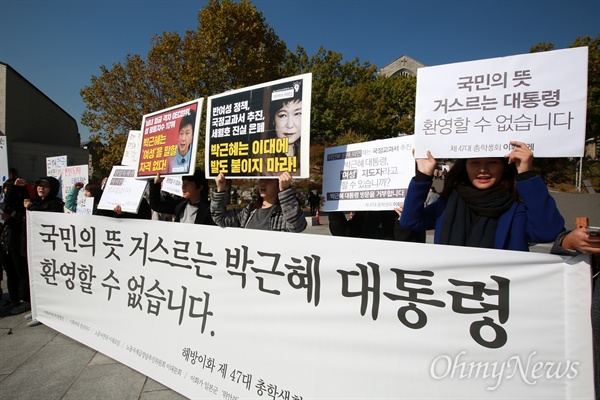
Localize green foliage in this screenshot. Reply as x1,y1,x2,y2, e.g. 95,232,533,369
331,130,370,147
570,35,600,142
81,0,287,169
283,46,379,143
81,0,598,194
529,35,600,190
530,35,600,141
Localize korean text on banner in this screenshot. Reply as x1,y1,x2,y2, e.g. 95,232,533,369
414,47,588,158
26,212,594,399
206,74,312,179
322,136,415,212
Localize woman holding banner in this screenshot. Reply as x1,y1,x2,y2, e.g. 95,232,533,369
211,172,306,232
399,141,564,251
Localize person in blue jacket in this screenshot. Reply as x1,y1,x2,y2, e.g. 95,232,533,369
399,141,564,251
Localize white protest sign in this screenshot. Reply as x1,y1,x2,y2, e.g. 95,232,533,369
0,134,9,183
98,166,148,213
74,197,94,215
46,155,68,198
46,155,68,177
27,212,594,399
414,47,588,158
161,175,183,197
121,130,142,166
322,136,415,212
61,165,89,212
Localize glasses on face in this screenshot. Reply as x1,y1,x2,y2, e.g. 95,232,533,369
38,184,51,189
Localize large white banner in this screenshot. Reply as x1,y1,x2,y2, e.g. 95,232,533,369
322,136,415,212
414,47,588,158
27,212,594,399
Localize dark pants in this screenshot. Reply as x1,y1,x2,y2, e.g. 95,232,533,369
0,249,28,303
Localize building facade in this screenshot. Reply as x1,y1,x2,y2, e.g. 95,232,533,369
0,62,87,181
378,55,426,78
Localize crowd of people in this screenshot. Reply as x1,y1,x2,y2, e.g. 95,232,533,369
1,143,599,393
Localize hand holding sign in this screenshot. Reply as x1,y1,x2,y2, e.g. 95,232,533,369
505,141,533,174
215,173,227,193
278,171,292,191
416,150,437,177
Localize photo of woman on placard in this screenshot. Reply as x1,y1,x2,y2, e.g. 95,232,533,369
269,81,303,159
257,80,303,177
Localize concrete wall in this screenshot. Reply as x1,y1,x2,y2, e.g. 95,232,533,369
10,142,88,181
0,62,87,181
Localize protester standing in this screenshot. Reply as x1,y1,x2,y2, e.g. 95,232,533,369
148,169,214,225
400,141,564,250
211,172,306,232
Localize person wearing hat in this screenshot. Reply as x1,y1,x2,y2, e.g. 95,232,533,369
148,168,215,225
23,177,64,212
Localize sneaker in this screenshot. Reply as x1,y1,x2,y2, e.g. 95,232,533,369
27,320,42,327
9,301,31,315
24,312,32,320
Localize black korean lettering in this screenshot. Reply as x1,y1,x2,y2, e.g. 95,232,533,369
447,275,510,349
251,251,284,295
190,241,217,279
128,275,145,310
225,245,254,288
144,279,167,316
101,269,121,301
103,230,123,261
337,262,380,320
285,255,321,306
384,269,445,329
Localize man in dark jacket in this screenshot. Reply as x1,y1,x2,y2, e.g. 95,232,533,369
148,169,215,226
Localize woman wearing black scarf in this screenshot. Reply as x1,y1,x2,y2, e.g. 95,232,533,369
400,141,565,251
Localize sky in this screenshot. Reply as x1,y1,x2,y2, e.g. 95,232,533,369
1,0,598,143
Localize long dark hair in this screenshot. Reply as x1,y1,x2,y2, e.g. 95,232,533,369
85,182,104,205
440,158,518,200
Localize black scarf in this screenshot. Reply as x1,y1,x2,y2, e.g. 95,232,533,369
439,184,514,248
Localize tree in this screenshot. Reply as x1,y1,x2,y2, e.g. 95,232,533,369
343,74,417,139
80,0,287,173
530,35,600,191
530,34,600,141
283,46,379,143
571,34,600,142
